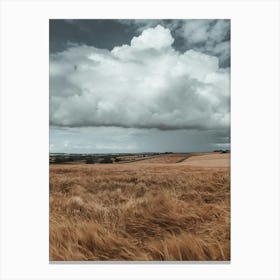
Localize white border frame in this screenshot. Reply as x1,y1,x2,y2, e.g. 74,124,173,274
1,0,279,279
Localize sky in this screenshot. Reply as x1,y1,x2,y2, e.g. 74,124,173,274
49,19,230,154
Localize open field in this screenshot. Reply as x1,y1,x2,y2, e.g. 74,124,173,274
180,153,230,168
50,153,230,261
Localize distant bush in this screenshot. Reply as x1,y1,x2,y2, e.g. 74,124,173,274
86,158,95,164
53,157,65,164
100,156,113,164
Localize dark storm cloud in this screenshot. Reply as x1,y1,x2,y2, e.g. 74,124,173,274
51,122,213,131
50,126,230,154
49,19,136,53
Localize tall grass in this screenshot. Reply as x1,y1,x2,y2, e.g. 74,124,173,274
50,159,230,261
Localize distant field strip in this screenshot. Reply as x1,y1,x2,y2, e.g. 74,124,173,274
179,154,230,168
175,154,194,163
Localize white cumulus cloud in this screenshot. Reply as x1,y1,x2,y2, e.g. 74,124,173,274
50,25,230,131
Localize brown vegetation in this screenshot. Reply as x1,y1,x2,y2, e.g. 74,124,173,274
133,153,189,164
49,153,230,261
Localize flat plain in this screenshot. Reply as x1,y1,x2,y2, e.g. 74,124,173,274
49,152,230,261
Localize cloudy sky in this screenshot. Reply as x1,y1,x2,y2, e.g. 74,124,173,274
50,19,230,153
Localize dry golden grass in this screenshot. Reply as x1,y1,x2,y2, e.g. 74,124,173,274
49,154,230,261
180,153,230,168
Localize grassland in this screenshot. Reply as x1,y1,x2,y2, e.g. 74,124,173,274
49,153,230,261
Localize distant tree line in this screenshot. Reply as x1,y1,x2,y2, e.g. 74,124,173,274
49,152,168,164
213,149,230,153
